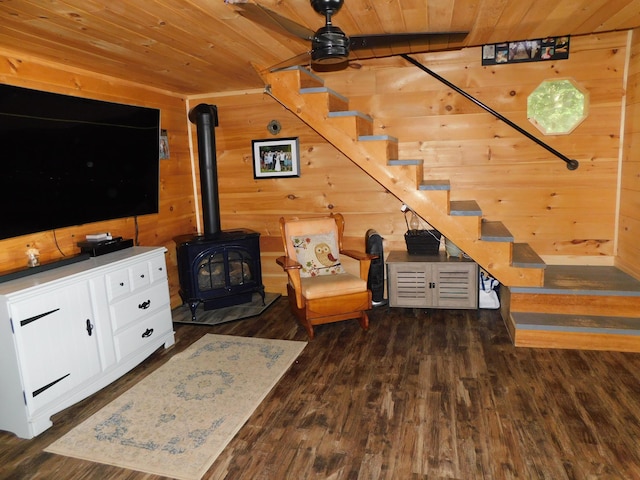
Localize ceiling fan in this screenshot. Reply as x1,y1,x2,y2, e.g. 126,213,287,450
228,0,469,71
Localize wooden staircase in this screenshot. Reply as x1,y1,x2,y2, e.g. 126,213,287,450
506,265,640,352
263,66,640,352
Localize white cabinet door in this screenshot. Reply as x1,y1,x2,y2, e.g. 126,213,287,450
10,282,101,413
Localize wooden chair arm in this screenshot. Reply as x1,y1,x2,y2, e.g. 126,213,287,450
275,256,304,309
340,250,378,281
276,255,302,270
340,250,378,261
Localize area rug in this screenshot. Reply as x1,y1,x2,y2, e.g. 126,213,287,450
45,334,306,480
172,292,281,326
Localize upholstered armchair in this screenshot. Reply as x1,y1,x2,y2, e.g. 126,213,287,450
276,213,377,339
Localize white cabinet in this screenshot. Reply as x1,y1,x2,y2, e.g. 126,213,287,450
387,251,478,309
0,247,175,439
10,283,102,414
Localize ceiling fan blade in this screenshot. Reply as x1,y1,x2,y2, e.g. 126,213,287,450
229,1,315,41
349,31,469,51
268,52,312,71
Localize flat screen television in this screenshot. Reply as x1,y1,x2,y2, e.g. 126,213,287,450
0,83,161,241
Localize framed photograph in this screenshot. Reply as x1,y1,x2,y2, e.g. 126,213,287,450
482,35,569,66
252,137,300,179
159,129,170,160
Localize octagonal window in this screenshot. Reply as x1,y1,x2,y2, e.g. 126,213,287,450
527,78,589,135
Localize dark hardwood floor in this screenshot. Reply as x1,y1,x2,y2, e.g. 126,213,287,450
3,297,640,479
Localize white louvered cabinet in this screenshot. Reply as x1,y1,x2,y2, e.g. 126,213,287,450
0,247,175,439
386,251,478,309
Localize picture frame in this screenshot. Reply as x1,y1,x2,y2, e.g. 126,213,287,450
159,129,170,160
481,35,569,66
252,137,300,179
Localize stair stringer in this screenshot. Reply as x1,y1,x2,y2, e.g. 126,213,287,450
264,67,544,288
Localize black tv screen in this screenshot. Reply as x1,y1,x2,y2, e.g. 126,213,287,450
0,83,160,240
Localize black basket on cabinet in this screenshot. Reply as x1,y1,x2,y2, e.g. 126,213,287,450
404,229,442,255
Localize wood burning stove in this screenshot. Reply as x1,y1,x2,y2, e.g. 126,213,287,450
175,104,264,321
175,229,264,321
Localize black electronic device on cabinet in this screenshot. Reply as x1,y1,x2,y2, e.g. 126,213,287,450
77,237,134,256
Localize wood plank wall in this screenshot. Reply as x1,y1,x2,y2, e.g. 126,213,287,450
321,32,628,265
196,31,633,296
617,29,640,279
0,48,196,307
186,92,407,295
0,29,636,308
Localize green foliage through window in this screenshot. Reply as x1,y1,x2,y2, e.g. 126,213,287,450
527,79,588,135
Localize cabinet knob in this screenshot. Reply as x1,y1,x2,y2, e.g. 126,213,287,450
140,274,145,278
138,300,151,309
119,282,125,287
141,328,154,338
86,319,94,336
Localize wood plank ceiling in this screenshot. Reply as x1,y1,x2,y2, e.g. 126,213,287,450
1,0,639,95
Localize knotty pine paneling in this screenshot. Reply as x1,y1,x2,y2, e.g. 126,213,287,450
618,29,640,279
0,47,195,307
319,32,627,263
196,31,632,293
188,92,407,295
0,26,636,308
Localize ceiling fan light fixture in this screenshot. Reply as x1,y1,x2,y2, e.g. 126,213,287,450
311,25,349,64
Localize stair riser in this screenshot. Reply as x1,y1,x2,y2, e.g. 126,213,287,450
329,116,374,139
359,140,399,162
510,293,640,318
304,93,349,114
298,70,324,89
510,326,640,353
449,215,482,234
419,189,450,211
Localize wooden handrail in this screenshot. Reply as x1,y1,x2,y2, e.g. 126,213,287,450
401,54,580,171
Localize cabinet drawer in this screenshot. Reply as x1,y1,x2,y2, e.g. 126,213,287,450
110,282,169,332
130,262,151,291
149,255,168,283
113,309,172,362
106,269,131,301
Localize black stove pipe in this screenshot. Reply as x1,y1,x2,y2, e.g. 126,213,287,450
188,104,220,236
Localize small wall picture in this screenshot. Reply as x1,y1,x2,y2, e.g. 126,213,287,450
252,137,300,178
159,129,170,160
482,35,569,66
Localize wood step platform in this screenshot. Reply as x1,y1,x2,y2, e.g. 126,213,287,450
505,265,640,351
512,243,546,268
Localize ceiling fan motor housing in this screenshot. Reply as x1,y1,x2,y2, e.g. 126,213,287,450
310,0,344,16
312,25,349,64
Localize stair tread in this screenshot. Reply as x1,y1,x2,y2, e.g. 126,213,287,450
327,110,373,121
511,265,640,295
450,200,481,216
481,221,514,242
419,180,451,190
512,243,546,269
299,86,348,103
289,66,324,86
512,311,640,333
389,159,423,166
359,134,398,142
